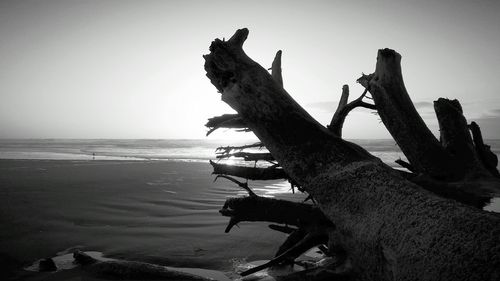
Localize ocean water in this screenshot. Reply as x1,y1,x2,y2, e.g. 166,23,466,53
0,139,222,162
1,138,499,167
0,139,428,166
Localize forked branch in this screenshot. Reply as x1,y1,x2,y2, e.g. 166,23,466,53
328,85,376,137
214,175,257,197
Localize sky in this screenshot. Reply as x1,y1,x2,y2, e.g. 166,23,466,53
1,0,500,139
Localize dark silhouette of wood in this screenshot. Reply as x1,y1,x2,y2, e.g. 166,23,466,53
469,121,500,177
216,142,264,155
357,52,464,180
328,85,376,137
210,160,287,180
204,28,500,281
271,50,283,87
268,224,297,234
240,229,330,277
216,152,274,162
220,195,333,275
434,98,490,177
394,158,414,172
205,114,248,136
219,196,332,232
213,175,257,197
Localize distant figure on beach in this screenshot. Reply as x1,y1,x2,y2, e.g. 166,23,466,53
92,153,95,160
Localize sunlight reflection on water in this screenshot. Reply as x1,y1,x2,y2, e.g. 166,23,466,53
234,180,291,198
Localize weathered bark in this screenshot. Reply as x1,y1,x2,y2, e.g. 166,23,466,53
204,29,500,281
210,160,287,180
357,51,464,180
406,174,493,208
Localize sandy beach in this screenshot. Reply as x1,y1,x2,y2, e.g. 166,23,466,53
0,160,302,280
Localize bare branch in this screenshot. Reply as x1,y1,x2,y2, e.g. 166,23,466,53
241,230,329,276
214,174,257,197
205,114,248,136
271,50,283,87
216,142,264,155
395,158,415,173
328,85,376,137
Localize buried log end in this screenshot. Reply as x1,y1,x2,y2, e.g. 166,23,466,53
73,250,97,265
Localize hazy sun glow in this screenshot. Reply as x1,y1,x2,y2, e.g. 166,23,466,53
1,0,500,139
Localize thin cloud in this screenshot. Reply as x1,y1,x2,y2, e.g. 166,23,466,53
306,101,338,113
479,109,500,119
413,101,433,109
306,100,377,115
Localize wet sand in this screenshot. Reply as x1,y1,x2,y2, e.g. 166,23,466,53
0,160,303,280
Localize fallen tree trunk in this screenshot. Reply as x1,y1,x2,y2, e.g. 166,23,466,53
219,196,332,232
204,29,500,281
220,196,334,276
73,251,215,281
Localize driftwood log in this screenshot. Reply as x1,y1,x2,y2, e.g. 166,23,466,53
204,28,500,281
210,160,286,180
72,251,216,281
